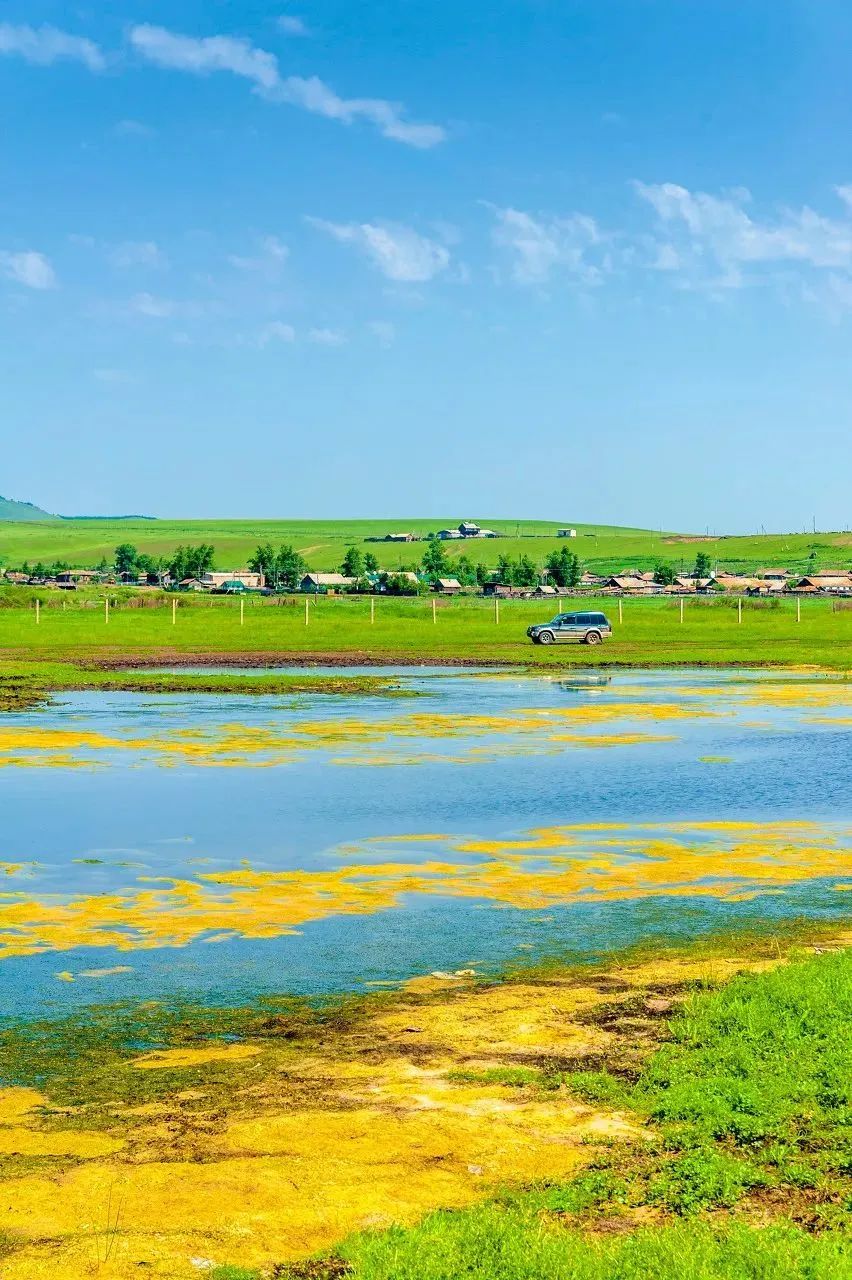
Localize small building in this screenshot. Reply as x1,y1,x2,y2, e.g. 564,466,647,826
436,528,462,540
299,573,356,594
557,528,577,538
55,569,103,585
179,578,210,592
436,577,462,594
792,574,852,594
534,584,558,596
760,568,791,581
201,571,264,590
384,532,415,543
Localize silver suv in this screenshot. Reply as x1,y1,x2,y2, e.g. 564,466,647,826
527,610,612,646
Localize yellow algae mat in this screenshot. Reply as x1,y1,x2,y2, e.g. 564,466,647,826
1,821,849,961
2,936,844,1280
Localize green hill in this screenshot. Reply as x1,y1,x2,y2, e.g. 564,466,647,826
0,515,850,577
0,495,57,522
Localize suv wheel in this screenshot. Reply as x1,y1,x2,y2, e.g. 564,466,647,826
538,630,555,645
583,630,602,645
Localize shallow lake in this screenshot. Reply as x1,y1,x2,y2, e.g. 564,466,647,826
1,668,850,1023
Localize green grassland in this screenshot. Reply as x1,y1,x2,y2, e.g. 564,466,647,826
1,592,850,673
1,516,852,575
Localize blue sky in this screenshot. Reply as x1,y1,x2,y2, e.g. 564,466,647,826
1,2,852,530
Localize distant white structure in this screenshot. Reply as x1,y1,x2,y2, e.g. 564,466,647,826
557,528,577,538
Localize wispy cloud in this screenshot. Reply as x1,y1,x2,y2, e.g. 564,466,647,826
0,22,105,71
491,207,604,286
129,25,445,148
277,15,311,37
308,326,347,345
109,241,168,270
113,119,155,138
309,218,451,282
0,250,57,290
258,320,296,344
634,181,852,290
228,235,289,271
368,320,396,346
128,292,175,318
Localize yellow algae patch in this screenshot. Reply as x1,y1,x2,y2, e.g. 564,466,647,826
0,1127,124,1158
0,703,702,771
1,822,849,959
0,1087,46,1124
78,966,133,979
132,1043,262,1070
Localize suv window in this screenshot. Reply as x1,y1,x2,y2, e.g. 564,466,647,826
578,612,607,625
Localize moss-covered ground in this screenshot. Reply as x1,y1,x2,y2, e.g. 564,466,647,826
0,927,848,1277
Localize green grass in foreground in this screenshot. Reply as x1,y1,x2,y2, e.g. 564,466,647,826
1,594,851,670
257,950,852,1279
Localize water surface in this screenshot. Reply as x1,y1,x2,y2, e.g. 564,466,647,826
1,668,850,1021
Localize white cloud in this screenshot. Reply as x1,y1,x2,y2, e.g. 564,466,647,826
109,241,167,269
113,119,155,138
258,320,296,344
634,182,852,286
308,327,347,345
228,235,289,270
277,15,311,37
129,25,445,147
0,22,105,71
309,218,451,282
129,292,175,318
0,250,57,290
491,207,603,285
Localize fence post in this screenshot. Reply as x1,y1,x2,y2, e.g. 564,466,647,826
305,596,310,626
618,598,623,625
371,596,375,624
495,596,500,624
240,597,245,626
105,597,110,626
172,597,177,626
432,598,437,624
797,596,801,624
680,597,684,624
35,598,40,625
738,597,742,625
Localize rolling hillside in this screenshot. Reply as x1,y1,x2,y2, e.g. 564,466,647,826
0,515,850,576
0,496,57,522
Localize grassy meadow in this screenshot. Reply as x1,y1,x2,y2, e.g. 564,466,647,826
0,591,851,673
1,516,852,576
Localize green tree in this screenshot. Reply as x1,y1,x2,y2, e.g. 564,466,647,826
475,562,492,586
421,536,450,583
114,543,139,576
694,551,713,579
654,562,677,586
341,545,364,578
455,554,478,586
276,545,306,590
363,552,379,574
249,543,277,582
545,546,582,588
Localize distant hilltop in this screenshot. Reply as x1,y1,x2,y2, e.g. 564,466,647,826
0,496,156,521
0,495,57,521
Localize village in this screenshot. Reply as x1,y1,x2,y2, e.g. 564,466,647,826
3,519,852,599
